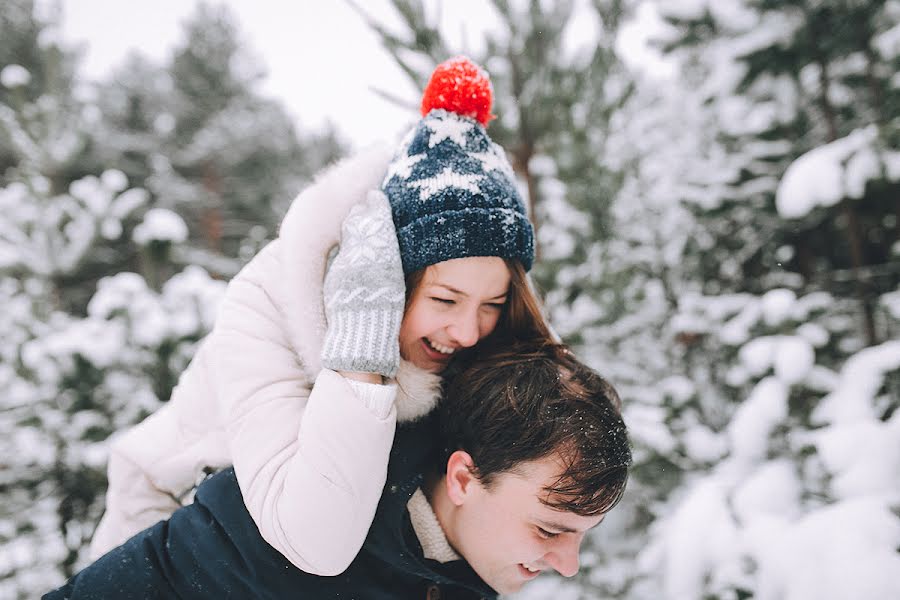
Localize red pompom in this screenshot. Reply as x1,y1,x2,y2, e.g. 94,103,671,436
420,56,494,127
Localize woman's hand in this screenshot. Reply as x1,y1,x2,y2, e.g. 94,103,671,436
321,190,405,378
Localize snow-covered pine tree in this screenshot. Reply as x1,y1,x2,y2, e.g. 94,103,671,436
530,77,730,599
609,1,900,598
0,2,339,596
653,0,899,342
92,2,345,278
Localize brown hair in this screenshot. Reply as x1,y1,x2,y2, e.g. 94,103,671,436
439,340,631,517
405,259,553,345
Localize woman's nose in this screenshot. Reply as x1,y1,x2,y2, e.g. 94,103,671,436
446,312,480,347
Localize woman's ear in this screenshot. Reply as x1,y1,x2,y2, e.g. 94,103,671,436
444,450,479,507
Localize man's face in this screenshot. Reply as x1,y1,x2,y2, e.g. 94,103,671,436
443,453,604,595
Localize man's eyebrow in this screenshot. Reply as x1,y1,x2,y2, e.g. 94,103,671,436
534,519,579,534
432,283,507,301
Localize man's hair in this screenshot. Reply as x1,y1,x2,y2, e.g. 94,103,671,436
439,340,632,517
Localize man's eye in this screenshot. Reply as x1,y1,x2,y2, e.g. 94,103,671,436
536,527,559,539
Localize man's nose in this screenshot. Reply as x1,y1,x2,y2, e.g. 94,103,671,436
544,537,581,578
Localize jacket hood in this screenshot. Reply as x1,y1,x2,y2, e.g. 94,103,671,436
278,143,394,379
275,144,441,422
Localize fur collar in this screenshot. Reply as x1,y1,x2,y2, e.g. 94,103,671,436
394,360,442,423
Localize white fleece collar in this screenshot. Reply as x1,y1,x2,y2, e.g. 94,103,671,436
407,488,461,563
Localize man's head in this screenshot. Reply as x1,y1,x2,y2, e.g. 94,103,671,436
431,341,632,594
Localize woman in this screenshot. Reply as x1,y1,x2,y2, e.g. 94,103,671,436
89,57,553,575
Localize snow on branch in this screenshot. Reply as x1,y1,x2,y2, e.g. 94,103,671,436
776,126,900,219
0,172,148,278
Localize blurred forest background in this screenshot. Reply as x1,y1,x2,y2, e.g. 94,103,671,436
1,0,898,598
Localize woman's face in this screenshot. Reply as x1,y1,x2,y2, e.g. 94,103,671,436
399,256,511,373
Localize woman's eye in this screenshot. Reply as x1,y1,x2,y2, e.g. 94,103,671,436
431,297,455,305
484,302,505,310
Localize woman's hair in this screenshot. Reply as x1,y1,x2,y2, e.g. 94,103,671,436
439,340,632,517
405,258,553,344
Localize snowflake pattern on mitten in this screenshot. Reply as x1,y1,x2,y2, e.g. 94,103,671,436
321,190,405,377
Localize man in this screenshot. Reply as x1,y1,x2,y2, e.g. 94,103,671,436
45,341,631,599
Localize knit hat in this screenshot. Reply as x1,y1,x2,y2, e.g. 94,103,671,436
382,56,534,276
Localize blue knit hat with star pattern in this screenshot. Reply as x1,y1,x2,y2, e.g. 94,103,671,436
382,57,534,276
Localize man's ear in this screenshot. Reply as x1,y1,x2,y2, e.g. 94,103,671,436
445,450,478,507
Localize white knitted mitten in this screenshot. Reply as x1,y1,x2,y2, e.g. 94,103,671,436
321,190,405,377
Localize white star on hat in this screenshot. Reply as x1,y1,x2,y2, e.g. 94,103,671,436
408,167,484,201
385,151,426,181
470,144,515,179
427,115,474,148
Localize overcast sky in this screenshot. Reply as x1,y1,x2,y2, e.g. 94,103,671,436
52,0,670,149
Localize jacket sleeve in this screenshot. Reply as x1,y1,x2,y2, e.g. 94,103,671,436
211,239,398,576
88,406,183,560
88,339,229,560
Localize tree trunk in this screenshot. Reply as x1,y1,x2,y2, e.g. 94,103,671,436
818,57,877,345
508,51,541,264
202,161,223,253
512,143,539,264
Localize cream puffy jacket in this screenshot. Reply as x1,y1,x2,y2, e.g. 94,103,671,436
89,145,442,576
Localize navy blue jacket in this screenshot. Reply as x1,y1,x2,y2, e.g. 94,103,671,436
46,413,496,599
